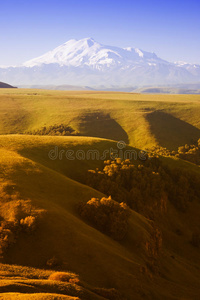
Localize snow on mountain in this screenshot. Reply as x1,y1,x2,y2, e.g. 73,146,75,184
175,61,189,66
23,37,168,69
0,38,200,86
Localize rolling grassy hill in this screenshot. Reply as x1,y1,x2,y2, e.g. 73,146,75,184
0,135,200,299
0,89,200,150
0,136,152,299
0,90,200,299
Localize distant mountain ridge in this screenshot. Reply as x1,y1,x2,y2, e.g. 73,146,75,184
0,38,200,86
133,86,200,94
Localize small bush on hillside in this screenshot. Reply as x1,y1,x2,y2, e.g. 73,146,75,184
0,216,38,257
0,188,46,258
78,196,130,240
48,272,79,284
2,199,35,222
20,216,36,233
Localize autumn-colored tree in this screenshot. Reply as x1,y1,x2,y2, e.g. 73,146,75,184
78,196,130,240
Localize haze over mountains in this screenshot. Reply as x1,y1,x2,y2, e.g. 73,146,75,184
0,37,200,87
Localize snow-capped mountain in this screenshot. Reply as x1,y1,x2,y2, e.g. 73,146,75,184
23,38,168,69
0,38,200,86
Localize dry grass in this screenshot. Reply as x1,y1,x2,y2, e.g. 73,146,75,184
0,89,200,149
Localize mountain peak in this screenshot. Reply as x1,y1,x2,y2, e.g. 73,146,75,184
23,37,161,68
64,37,96,45
13,38,200,86
83,37,95,42
80,37,97,47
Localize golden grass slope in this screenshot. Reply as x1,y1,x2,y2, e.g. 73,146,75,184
0,135,200,299
0,136,151,299
0,89,200,150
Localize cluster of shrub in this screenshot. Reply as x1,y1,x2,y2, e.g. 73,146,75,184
26,124,79,136
82,157,200,251
146,146,175,157
0,195,44,259
176,139,200,165
147,138,200,166
86,157,200,217
0,216,36,258
78,196,130,241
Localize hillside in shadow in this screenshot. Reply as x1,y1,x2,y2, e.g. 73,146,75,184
146,110,200,150
75,112,129,144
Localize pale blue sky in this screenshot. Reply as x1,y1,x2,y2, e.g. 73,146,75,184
0,0,200,65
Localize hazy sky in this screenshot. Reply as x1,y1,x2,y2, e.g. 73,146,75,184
0,0,200,65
